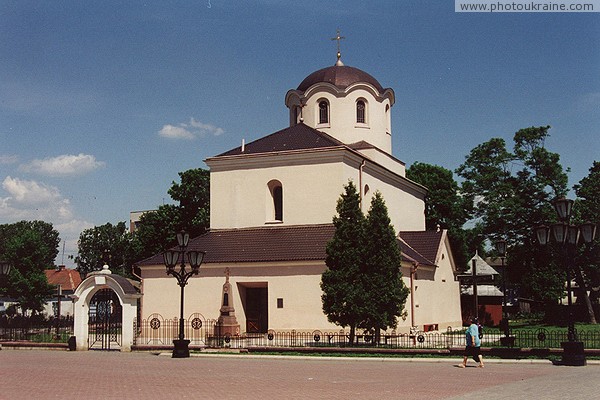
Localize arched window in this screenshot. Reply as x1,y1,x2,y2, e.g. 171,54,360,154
318,100,329,124
385,104,391,133
294,106,301,125
267,180,283,222
273,186,283,221
356,100,366,124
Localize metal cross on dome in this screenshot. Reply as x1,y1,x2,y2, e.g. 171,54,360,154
331,29,345,63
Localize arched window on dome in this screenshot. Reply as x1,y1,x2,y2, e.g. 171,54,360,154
318,100,329,125
356,100,366,124
293,106,302,125
385,104,391,134
267,180,283,222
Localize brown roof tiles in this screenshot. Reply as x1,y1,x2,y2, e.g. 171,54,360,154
399,230,444,266
216,124,343,157
44,266,82,291
137,224,443,269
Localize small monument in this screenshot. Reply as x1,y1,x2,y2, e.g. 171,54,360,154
217,268,240,336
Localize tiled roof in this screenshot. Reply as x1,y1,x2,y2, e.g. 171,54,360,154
110,275,140,295
44,266,82,291
137,225,442,268
216,124,343,157
348,140,376,150
138,224,336,265
398,230,444,266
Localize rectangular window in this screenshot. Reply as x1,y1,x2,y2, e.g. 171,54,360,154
277,298,284,308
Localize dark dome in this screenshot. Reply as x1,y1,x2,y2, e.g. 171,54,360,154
297,65,385,93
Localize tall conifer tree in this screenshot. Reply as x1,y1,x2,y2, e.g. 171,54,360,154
321,181,365,343
361,192,409,339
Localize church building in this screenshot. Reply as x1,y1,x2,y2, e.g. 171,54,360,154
137,47,462,334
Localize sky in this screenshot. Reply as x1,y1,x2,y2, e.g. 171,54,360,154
1,1,599,268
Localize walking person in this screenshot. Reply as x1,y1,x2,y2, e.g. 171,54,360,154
460,317,484,368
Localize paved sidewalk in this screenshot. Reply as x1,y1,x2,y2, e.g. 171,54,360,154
1,350,598,399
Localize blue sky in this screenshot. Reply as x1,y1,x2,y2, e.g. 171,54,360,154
1,1,598,267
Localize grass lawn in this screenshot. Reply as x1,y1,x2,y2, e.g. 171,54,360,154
507,319,600,333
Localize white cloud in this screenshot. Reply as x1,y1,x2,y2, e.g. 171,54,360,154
0,176,73,222
158,118,225,140
19,153,105,177
158,124,196,140
189,118,225,136
0,176,89,268
0,155,19,165
2,176,63,204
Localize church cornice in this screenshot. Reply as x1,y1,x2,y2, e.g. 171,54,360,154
285,82,394,107
205,146,349,171
205,142,427,196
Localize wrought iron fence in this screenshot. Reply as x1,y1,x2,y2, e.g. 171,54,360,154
0,315,73,343
134,316,600,350
134,313,217,346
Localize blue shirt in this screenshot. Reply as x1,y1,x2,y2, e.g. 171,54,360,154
466,323,481,347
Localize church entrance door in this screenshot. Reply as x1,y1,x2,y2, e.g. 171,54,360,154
245,287,268,333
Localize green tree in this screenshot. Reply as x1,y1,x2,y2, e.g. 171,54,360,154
574,161,600,223
573,161,600,313
360,192,409,340
73,222,137,278
168,168,210,238
406,162,471,232
134,168,210,259
132,204,181,260
321,181,366,343
0,221,59,314
456,126,570,305
406,162,472,270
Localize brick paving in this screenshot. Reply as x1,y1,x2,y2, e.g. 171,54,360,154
1,350,598,399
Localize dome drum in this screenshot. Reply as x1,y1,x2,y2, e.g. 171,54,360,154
285,63,394,154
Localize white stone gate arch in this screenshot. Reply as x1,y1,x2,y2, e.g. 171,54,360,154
72,266,141,351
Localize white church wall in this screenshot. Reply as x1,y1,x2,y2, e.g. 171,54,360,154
140,266,225,321
210,153,349,229
349,163,426,232
354,147,406,177
140,258,461,334
140,262,338,332
209,150,425,231
402,240,463,331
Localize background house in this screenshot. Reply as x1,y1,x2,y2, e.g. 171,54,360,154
459,253,502,326
43,265,82,318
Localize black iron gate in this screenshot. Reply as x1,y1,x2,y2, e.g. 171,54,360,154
88,288,122,350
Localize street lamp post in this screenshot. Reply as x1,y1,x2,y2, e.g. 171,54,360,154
163,230,205,358
495,240,515,346
535,198,597,366
0,261,11,315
